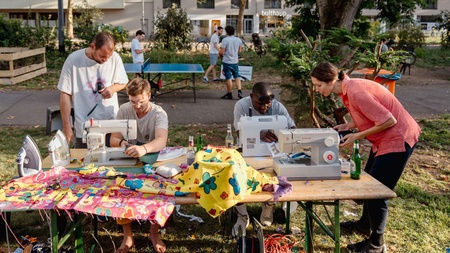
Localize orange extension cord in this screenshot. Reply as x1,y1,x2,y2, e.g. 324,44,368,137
264,233,301,253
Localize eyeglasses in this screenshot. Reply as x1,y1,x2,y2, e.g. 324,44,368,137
257,94,275,104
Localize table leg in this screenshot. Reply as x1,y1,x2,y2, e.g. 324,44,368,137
334,200,341,253
74,214,83,253
304,201,314,253
51,211,58,253
192,73,196,103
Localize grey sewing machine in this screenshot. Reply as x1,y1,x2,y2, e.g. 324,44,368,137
273,128,341,180
237,115,288,157
82,119,138,166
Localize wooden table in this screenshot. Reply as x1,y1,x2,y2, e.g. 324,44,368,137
42,149,396,253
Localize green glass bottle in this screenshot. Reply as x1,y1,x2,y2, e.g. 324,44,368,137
196,134,204,153
350,140,361,180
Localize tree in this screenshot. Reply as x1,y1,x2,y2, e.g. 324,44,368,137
236,0,246,36
153,5,193,51
285,0,428,31
437,10,450,48
67,0,74,39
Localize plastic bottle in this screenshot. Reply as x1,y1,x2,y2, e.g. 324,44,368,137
225,124,234,148
350,140,361,180
186,136,195,165
196,134,204,153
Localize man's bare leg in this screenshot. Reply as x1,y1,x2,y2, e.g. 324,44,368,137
117,223,134,253
149,224,166,253
226,79,233,92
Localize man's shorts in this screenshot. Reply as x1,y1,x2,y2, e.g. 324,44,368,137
222,62,240,80
209,53,219,65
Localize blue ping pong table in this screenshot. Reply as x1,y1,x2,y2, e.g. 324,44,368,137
124,60,204,103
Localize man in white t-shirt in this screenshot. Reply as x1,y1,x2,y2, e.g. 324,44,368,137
131,30,150,77
202,26,223,83
58,32,129,148
110,78,169,253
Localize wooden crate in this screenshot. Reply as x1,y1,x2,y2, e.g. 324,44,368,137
0,47,47,85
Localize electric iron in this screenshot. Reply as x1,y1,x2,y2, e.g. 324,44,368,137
48,130,70,167
16,135,42,177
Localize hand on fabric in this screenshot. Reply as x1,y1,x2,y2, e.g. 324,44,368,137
261,130,278,143
124,145,146,158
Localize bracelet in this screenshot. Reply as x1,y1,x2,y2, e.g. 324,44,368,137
143,145,148,154
119,139,125,146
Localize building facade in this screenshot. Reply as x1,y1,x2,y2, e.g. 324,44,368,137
0,0,448,38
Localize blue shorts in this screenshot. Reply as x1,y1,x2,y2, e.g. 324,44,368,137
209,54,219,65
222,62,240,80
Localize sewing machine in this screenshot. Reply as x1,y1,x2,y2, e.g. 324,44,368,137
273,128,341,180
82,119,138,166
237,115,288,157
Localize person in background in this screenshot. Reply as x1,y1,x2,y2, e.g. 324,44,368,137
219,25,243,100
131,30,150,78
58,31,129,148
380,38,389,53
110,78,169,253
311,62,421,253
202,26,224,83
232,82,296,235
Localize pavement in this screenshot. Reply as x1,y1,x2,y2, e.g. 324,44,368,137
0,89,254,129
0,84,448,130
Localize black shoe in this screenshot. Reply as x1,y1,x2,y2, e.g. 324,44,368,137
348,239,386,253
340,220,371,237
347,239,370,252
221,93,233,99
238,91,243,99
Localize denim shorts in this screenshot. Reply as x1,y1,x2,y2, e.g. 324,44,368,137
222,62,240,80
209,54,219,65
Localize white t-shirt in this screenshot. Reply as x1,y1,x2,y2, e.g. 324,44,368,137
131,38,144,63
57,48,129,138
116,102,169,144
209,33,220,54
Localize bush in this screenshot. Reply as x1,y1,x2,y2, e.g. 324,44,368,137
396,24,425,51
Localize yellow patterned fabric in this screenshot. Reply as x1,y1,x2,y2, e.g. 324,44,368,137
174,147,278,217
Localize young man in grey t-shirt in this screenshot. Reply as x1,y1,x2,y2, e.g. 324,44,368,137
219,26,243,100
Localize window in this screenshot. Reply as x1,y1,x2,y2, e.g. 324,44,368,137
39,13,58,28
423,0,437,9
231,0,248,9
264,0,282,9
198,0,214,8
163,0,181,8
226,15,253,34
10,13,37,27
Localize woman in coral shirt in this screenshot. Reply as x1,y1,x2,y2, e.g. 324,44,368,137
311,62,421,253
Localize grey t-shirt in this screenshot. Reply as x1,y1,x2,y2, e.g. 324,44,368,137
221,35,242,64
233,96,296,130
116,102,168,144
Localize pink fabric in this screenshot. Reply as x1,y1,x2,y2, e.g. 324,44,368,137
0,166,175,227
340,77,421,156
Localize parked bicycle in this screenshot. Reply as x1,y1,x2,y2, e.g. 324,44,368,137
195,36,210,52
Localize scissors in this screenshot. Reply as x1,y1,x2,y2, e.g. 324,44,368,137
81,174,128,180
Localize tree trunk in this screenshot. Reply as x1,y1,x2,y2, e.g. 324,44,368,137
237,0,245,36
316,0,362,31
67,0,74,39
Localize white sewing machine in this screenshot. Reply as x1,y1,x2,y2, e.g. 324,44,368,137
273,128,341,180
237,115,288,157
82,119,138,166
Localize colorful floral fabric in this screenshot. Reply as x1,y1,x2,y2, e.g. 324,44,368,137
174,148,278,218
0,166,175,226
